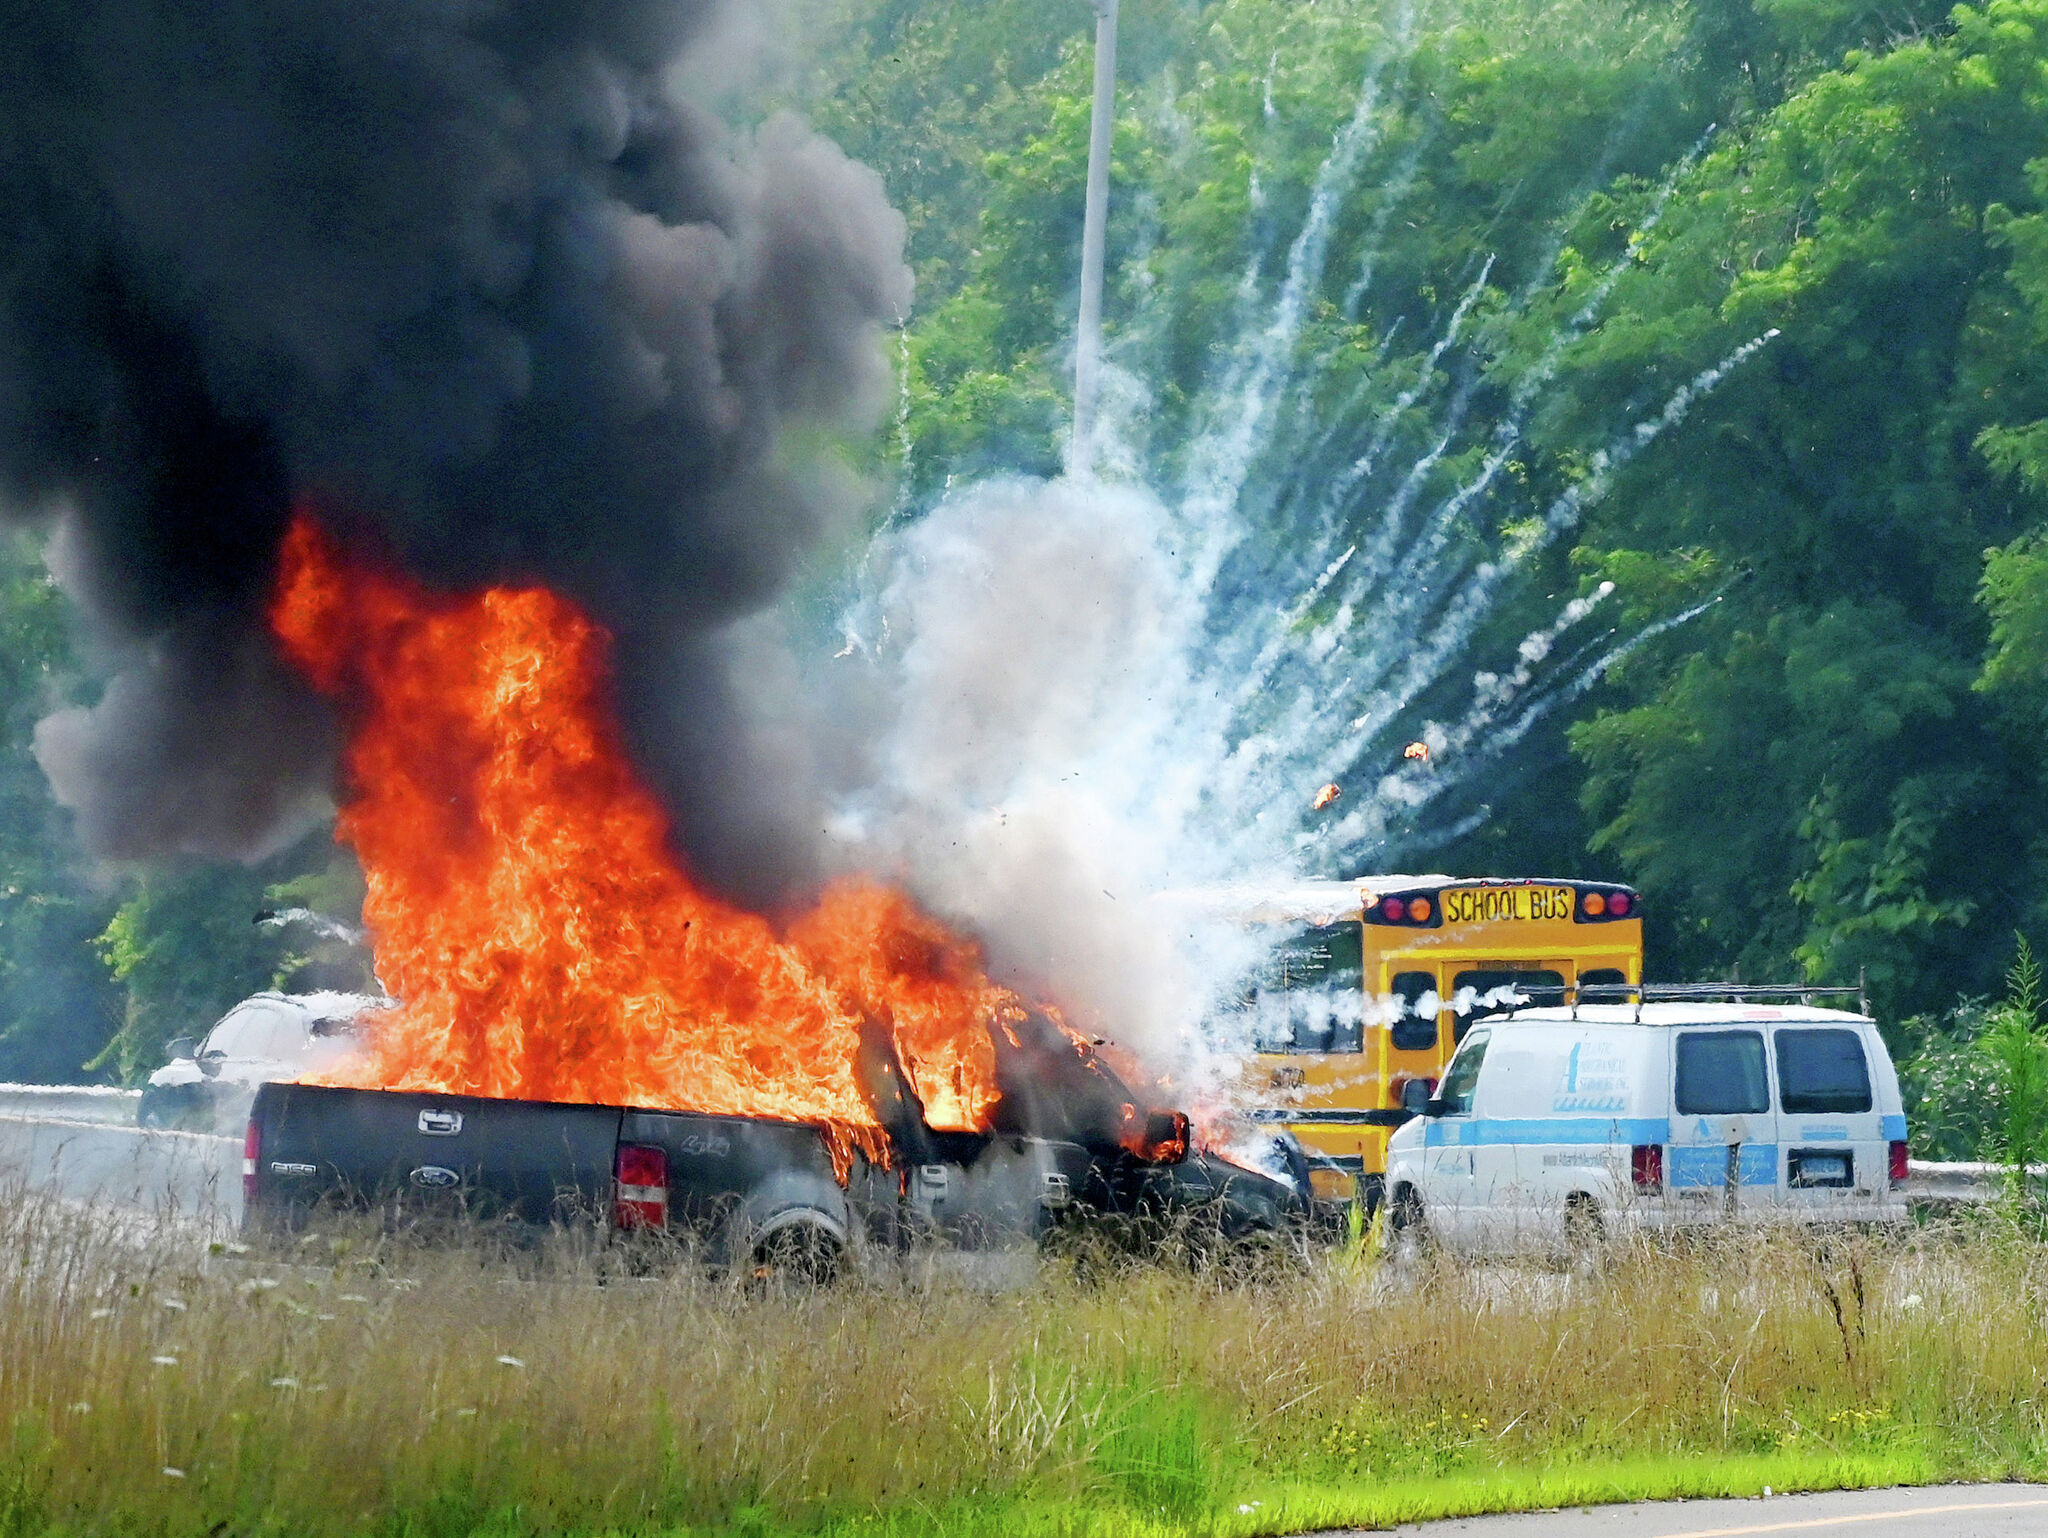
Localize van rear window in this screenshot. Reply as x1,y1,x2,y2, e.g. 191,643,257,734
1775,1029,1872,1114
1675,1031,1769,1116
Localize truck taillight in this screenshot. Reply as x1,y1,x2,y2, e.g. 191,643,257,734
1630,1143,1663,1193
242,1117,261,1204
614,1143,669,1230
1889,1140,1909,1189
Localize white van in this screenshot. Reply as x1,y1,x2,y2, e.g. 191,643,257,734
1382,1001,1908,1249
138,990,389,1131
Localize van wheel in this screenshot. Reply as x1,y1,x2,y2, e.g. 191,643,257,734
1563,1194,1604,1270
1387,1185,1428,1257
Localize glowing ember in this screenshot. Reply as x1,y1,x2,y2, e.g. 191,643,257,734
1311,782,1342,811
268,514,1011,1166
1403,741,1431,763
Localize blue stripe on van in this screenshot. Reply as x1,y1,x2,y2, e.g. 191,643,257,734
1423,1117,1668,1148
1881,1114,1907,1141
1670,1143,1778,1188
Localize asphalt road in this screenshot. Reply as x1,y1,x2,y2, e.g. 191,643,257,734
1370,1484,2048,1537
0,1112,238,1229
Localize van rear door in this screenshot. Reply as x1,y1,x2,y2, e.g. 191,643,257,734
1665,1027,1779,1220
1772,1024,1885,1213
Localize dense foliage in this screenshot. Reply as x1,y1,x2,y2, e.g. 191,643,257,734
791,0,2048,1035
5,0,2048,1122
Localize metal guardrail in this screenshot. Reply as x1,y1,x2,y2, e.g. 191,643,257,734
1908,1159,2034,1208
0,1083,143,1126
0,1087,2023,1206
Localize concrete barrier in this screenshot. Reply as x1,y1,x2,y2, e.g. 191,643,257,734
0,1083,143,1126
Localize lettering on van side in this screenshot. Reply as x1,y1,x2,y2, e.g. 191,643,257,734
1551,1041,1630,1113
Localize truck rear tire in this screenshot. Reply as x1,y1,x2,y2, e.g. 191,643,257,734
749,1220,845,1289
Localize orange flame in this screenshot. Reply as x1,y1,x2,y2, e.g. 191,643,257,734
268,515,1011,1169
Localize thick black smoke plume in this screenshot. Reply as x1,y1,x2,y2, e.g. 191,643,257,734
0,0,910,891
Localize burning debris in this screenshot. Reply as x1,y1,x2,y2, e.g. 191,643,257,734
1311,783,1342,812
1403,741,1432,765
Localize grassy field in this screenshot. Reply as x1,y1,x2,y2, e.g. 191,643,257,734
1,1187,2044,1537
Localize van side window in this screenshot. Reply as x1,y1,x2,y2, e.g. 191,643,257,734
1775,1029,1872,1114
1675,1031,1769,1116
1389,971,1439,1052
1437,1030,1491,1114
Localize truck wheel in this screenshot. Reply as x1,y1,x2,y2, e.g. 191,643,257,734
749,1221,844,1289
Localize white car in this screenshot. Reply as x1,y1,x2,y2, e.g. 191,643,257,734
1383,1001,1909,1251
138,991,389,1131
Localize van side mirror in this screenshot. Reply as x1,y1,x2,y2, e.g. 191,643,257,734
1398,1078,1434,1116
196,1047,227,1078
165,1037,196,1062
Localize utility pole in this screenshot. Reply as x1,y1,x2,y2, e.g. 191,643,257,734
1072,0,1118,473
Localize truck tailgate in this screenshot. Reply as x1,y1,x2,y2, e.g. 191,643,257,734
251,1082,623,1227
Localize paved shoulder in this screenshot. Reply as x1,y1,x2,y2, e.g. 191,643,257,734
1347,1483,2048,1538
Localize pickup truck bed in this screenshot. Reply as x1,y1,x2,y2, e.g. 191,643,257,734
244,1082,1305,1276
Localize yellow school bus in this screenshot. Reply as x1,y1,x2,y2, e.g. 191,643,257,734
1220,875,1643,1213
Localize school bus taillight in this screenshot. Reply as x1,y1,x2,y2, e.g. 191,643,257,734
1575,886,1635,922
1373,893,1440,926
1630,1143,1663,1193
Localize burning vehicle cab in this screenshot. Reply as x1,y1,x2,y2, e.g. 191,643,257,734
140,991,389,1132
241,1005,1312,1276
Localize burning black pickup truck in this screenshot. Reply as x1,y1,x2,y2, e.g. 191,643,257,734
241,1025,1310,1278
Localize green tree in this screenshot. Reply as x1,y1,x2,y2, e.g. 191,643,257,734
1560,0,2048,1013
0,532,120,1082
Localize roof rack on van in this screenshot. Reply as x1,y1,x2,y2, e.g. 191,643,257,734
1504,973,1868,1023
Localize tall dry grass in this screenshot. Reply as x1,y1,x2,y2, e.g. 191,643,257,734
1,1183,2045,1537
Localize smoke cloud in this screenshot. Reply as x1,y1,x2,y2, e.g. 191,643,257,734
0,0,910,880
822,476,1235,1065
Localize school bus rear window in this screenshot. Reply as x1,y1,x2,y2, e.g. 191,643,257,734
1248,924,1364,1054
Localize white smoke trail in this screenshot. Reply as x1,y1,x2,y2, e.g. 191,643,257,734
808,51,1759,1098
